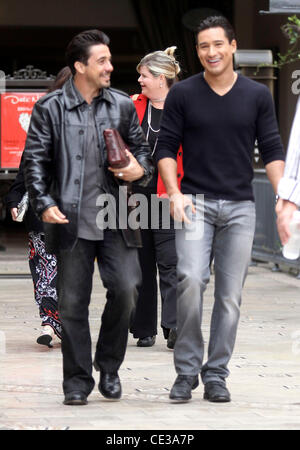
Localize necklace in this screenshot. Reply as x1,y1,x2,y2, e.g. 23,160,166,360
150,97,166,103
147,101,160,133
146,101,161,155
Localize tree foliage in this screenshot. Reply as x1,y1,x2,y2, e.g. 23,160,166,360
274,15,300,69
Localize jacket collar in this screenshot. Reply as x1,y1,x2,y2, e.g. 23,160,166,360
63,78,114,110
131,93,148,124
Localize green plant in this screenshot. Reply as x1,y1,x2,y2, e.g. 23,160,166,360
274,15,300,68
254,15,300,73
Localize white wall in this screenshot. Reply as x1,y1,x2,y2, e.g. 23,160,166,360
0,0,137,27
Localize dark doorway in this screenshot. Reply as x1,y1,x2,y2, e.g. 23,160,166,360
0,1,234,92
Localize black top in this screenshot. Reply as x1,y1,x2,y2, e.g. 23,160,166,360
134,100,162,193
156,73,285,201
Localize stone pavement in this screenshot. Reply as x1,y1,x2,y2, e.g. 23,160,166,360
1,231,300,431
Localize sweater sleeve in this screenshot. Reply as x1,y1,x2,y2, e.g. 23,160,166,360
256,86,285,165
155,85,184,164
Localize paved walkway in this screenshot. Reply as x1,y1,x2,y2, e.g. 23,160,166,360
1,231,300,430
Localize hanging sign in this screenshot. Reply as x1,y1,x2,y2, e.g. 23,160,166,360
264,0,300,13
0,92,45,169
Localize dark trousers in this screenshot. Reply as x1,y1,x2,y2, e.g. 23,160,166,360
130,215,177,339
56,231,141,395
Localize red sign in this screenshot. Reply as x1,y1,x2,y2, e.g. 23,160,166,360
0,92,45,168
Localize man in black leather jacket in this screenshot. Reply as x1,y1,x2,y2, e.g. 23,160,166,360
23,29,154,406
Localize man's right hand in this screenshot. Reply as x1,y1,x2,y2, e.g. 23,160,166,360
276,199,298,245
169,192,196,223
42,206,69,224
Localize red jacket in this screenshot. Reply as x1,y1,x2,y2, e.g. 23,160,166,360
131,93,183,197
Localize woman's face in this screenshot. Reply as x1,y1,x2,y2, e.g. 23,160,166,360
138,65,162,100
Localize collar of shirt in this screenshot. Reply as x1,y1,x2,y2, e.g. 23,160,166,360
63,77,113,110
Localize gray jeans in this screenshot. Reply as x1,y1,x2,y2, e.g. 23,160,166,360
174,197,256,385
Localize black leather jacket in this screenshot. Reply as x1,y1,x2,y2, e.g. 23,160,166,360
24,79,154,253
5,152,43,233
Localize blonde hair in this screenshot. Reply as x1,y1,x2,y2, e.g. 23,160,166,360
137,46,181,88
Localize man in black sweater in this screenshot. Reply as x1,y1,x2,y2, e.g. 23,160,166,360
156,16,285,403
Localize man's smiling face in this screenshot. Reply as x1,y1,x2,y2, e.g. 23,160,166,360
82,44,113,90
196,26,236,77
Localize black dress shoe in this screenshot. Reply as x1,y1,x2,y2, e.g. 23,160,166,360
99,372,122,400
137,336,156,347
167,328,177,349
63,391,88,405
93,360,100,371
162,326,170,339
169,375,199,402
203,381,231,403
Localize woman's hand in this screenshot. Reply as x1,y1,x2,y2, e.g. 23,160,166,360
10,208,18,221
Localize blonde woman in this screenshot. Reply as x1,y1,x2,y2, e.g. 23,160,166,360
130,47,182,349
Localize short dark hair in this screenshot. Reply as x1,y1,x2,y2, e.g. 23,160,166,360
195,16,236,44
65,29,110,75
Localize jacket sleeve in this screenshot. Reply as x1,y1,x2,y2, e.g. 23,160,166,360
126,102,154,187
5,152,27,209
23,101,57,218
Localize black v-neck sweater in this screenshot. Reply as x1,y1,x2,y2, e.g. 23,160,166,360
156,73,285,201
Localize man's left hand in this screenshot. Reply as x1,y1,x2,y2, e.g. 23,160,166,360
108,149,144,182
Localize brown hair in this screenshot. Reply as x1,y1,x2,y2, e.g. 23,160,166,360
48,66,72,93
